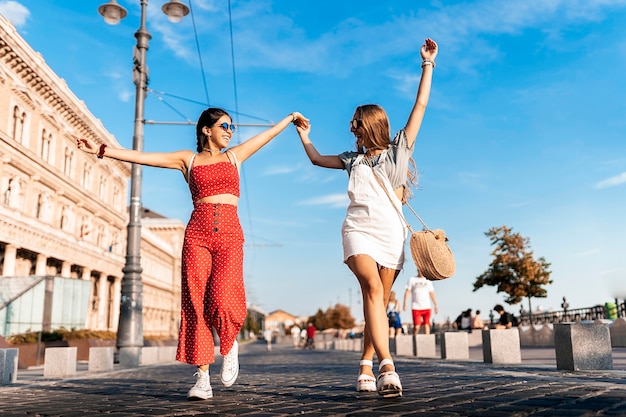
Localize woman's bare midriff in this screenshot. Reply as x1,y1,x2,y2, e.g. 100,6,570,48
194,194,239,207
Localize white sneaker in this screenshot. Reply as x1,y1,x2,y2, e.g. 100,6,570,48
187,369,213,400
220,340,239,387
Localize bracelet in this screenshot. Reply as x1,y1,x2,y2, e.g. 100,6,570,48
97,144,107,159
291,112,297,123
422,60,435,69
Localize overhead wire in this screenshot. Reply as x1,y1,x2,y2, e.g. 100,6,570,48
187,0,211,105
226,0,256,248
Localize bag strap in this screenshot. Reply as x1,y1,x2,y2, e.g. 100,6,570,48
364,156,430,233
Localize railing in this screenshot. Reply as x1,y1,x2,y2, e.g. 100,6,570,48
433,298,625,331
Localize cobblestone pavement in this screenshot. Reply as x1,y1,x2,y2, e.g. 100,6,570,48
1,341,626,416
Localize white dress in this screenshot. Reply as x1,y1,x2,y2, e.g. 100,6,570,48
341,152,407,270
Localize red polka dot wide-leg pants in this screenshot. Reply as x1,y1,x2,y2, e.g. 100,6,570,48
176,203,246,365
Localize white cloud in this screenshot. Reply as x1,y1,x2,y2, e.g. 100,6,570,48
595,172,626,189
264,166,296,176
0,0,30,27
298,193,348,208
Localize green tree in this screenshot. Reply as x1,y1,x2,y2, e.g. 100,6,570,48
473,225,552,321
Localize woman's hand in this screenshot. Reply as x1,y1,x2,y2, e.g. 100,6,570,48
295,118,311,136
291,112,310,129
75,136,98,155
420,38,438,62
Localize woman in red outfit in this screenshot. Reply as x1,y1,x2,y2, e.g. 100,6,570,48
76,108,308,400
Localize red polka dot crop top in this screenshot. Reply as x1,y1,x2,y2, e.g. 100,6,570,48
187,150,240,203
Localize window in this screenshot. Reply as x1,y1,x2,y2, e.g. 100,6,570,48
41,129,52,162
82,163,91,189
63,148,73,176
99,175,107,200
113,185,120,210
12,105,26,143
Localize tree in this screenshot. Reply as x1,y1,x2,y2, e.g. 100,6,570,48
309,304,355,330
473,225,552,321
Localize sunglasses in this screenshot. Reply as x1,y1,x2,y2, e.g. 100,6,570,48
350,119,362,129
217,122,236,132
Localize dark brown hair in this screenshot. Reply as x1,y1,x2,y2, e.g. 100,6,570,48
195,107,230,152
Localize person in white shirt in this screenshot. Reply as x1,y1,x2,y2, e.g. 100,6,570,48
403,272,438,334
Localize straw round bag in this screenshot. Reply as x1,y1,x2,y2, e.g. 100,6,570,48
409,228,455,280
367,158,455,281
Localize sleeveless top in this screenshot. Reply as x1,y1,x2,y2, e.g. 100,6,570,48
187,150,240,203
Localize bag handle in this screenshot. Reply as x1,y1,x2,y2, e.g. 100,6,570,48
364,156,430,234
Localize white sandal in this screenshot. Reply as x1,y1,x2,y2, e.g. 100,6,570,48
356,359,377,392
376,358,402,398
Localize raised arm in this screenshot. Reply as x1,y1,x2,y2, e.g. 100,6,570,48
76,137,191,173
404,38,438,147
295,121,343,169
230,112,309,163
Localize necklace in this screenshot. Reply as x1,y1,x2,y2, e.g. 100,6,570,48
203,148,221,154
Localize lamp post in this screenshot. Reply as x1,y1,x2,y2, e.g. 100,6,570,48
98,0,189,367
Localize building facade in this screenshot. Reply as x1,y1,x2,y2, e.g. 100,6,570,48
0,14,183,339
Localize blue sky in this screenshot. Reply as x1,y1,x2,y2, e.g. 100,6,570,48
2,0,625,324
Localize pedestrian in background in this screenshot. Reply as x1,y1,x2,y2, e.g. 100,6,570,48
471,309,485,330
403,271,439,335
387,290,403,338
77,108,308,400
295,38,438,398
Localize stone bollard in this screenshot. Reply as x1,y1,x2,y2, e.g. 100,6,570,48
44,347,77,378
88,347,114,372
394,334,414,356
609,318,626,348
554,323,613,371
440,332,469,360
140,346,160,365
0,348,19,385
482,328,521,364
415,334,437,358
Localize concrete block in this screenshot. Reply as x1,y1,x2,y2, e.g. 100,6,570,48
88,347,114,372
609,318,626,347
0,348,19,385
395,335,414,356
440,332,469,360
140,346,160,365
554,323,613,371
467,331,483,347
415,334,437,358
158,346,177,363
43,347,77,377
482,329,521,364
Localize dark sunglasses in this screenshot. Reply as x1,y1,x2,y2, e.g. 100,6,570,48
217,122,236,132
350,119,362,129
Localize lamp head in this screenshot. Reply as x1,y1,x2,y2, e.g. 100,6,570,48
98,0,128,25
162,0,190,23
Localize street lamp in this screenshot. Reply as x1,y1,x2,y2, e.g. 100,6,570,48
98,0,189,367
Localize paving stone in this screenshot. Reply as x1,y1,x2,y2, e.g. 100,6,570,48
0,342,625,416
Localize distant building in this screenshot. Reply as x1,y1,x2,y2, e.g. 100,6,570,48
265,309,301,334
0,14,183,339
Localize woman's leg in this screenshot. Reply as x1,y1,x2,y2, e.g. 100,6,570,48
177,234,215,366
347,255,398,374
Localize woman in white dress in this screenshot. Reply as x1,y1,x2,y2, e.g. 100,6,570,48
294,38,438,398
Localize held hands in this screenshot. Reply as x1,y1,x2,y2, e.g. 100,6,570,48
420,38,438,63
290,112,309,129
